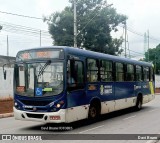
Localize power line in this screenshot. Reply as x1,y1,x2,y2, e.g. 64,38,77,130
121,46,144,56
0,10,43,20
2,29,52,40
118,24,160,41
0,21,52,40
0,21,50,34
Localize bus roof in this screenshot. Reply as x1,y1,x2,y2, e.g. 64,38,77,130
17,46,152,67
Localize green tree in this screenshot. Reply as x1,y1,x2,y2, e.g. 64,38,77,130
46,0,127,55
144,44,160,74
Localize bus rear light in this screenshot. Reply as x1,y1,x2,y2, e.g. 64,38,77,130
50,116,61,120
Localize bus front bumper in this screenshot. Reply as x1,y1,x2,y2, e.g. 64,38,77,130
13,107,66,123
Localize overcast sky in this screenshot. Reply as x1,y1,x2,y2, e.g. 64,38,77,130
0,0,159,58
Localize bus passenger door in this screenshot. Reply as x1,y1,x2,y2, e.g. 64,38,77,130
66,59,87,122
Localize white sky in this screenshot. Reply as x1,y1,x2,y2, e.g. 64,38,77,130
0,0,159,58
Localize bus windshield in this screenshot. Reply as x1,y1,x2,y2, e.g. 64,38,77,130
15,61,63,97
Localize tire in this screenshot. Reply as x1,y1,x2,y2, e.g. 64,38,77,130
135,97,142,111
88,103,100,120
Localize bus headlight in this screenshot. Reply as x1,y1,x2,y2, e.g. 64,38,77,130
56,104,61,108
15,102,18,107
56,101,64,108
14,102,21,109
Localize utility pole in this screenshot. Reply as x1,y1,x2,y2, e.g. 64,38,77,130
144,32,147,54
147,30,149,62
124,21,127,58
73,0,77,48
155,52,156,73
7,35,9,56
40,30,41,47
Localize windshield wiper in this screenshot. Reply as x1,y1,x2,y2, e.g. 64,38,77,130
37,60,51,79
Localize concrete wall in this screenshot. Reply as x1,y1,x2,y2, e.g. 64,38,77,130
0,67,13,97
155,74,160,88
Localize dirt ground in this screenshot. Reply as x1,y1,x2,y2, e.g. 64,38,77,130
0,97,13,114
155,88,160,93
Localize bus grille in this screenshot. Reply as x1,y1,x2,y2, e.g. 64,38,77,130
20,100,52,106
26,113,44,119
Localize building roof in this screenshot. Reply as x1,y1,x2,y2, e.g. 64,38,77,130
0,55,15,67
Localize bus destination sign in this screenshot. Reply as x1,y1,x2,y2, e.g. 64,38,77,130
17,49,64,61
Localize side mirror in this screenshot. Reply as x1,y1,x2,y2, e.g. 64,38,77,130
4,70,6,80
3,64,7,80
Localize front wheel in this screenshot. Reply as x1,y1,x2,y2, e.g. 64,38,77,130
88,104,100,120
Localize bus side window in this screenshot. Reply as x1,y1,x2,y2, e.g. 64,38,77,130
116,62,124,81
100,60,113,81
143,67,149,81
136,65,142,81
126,64,134,81
87,59,98,82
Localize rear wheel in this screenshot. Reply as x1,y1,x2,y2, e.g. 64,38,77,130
135,96,142,111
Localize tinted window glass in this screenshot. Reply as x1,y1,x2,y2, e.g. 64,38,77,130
87,59,98,82
126,64,134,81
100,60,113,81
116,63,124,81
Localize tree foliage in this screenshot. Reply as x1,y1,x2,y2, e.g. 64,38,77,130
46,0,127,55
144,44,160,74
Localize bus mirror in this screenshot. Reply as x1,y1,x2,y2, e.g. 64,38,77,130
4,70,6,80
3,64,7,80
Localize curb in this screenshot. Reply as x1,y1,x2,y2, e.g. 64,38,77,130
146,139,160,143
0,113,14,119
146,140,158,143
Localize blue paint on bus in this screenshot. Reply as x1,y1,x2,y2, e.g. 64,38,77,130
13,46,155,123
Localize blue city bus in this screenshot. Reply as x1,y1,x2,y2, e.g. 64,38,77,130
13,46,155,123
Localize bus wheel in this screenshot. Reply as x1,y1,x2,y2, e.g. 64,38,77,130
135,96,142,111
88,103,100,120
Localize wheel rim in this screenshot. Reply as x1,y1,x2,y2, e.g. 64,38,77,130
138,100,142,109
90,107,97,118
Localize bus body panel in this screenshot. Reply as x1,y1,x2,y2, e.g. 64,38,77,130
13,46,155,123
114,82,135,110
13,107,66,123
